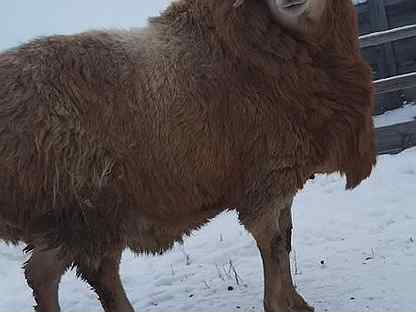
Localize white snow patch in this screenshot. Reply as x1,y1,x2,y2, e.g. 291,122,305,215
374,103,416,128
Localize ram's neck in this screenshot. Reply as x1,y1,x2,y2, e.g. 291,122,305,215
144,0,375,191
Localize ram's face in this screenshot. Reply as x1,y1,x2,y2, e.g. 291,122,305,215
265,0,327,32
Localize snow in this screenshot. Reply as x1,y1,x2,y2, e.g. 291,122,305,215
1,146,416,311
374,103,416,128
353,0,368,5
360,23,416,40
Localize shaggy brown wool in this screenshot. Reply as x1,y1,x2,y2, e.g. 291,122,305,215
0,0,375,311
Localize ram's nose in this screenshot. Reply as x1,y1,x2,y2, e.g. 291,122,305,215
278,0,308,15
280,0,307,8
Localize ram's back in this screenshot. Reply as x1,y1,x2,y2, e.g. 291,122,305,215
0,32,141,247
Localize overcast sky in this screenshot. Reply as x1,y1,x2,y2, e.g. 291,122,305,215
0,0,172,51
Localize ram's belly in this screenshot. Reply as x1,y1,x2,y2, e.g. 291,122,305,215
126,206,223,255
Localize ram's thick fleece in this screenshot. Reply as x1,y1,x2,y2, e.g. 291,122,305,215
0,0,376,311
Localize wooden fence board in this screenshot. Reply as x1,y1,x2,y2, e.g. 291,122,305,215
360,24,416,48
374,72,416,94
376,120,416,154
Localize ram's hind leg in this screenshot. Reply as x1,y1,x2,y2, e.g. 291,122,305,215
75,249,134,312
24,247,70,312
241,197,314,312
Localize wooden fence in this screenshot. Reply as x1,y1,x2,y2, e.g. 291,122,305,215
359,6,416,154
356,0,416,114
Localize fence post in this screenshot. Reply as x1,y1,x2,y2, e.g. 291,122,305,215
368,0,402,113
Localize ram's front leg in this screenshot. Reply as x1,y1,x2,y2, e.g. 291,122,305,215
241,196,314,312
75,248,134,312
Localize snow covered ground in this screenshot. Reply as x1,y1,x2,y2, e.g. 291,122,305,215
1,146,415,311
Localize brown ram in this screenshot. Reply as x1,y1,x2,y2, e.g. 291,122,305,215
0,0,376,311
